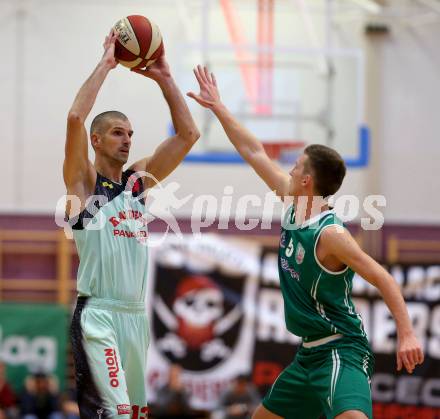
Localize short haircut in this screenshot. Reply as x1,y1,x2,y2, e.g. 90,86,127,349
90,111,128,137
303,144,346,197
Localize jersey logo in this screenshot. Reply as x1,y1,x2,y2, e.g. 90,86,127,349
280,231,287,248
117,404,131,415
295,242,305,264
102,181,114,189
280,257,300,281
104,348,120,388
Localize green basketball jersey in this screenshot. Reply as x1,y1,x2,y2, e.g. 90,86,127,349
70,171,149,302
279,205,367,344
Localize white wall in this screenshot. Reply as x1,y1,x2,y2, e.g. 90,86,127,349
370,24,440,224
0,0,439,224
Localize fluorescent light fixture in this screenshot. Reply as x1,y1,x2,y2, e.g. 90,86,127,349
350,0,383,14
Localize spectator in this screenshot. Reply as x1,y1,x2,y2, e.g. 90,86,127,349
59,389,79,419
152,364,193,418
215,375,260,419
0,361,18,419
20,372,62,419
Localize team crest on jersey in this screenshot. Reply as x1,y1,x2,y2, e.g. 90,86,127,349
295,242,305,264
150,237,254,372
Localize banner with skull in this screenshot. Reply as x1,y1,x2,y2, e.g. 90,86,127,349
146,234,261,410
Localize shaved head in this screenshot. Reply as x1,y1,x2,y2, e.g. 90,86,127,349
90,111,128,136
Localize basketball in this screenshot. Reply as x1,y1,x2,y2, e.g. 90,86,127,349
113,15,164,69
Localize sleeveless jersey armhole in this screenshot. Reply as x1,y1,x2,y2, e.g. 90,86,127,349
68,175,101,231
313,222,349,275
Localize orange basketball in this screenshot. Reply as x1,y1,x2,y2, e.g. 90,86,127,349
113,15,164,69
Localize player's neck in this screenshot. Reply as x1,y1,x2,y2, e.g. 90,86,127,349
94,157,123,184
294,195,329,225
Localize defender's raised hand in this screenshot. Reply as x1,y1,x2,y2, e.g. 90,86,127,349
187,65,221,109
101,28,118,69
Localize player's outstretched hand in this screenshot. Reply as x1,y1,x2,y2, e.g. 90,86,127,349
187,65,221,110
101,28,118,69
396,333,424,374
131,54,171,82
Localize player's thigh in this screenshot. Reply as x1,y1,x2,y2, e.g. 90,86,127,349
262,359,324,419
310,347,372,419
252,404,283,419
114,311,149,412
79,307,131,418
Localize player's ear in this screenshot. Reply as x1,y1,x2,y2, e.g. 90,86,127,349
302,173,311,186
91,133,100,149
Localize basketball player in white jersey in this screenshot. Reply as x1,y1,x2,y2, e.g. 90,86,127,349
65,30,200,418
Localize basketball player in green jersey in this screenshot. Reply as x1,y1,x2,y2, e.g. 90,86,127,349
188,66,424,419
64,30,200,418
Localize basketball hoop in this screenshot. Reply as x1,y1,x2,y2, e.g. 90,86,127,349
262,141,305,160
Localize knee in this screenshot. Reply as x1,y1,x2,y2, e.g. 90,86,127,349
335,410,368,419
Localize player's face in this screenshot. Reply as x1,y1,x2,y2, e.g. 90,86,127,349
288,154,308,195
101,119,134,164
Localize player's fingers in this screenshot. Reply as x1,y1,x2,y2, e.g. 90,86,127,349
211,72,217,87
396,353,402,371
401,352,413,373
407,350,416,369
187,92,204,103
197,64,208,83
417,347,424,364
187,92,211,107
193,68,205,87
410,348,421,367
204,66,212,83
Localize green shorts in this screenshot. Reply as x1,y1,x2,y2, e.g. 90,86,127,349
71,297,150,418
262,337,374,419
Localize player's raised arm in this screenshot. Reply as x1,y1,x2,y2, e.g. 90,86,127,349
188,65,290,198
64,29,118,195
128,55,200,188
318,226,424,374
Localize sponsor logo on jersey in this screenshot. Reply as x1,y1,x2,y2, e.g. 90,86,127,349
295,242,305,264
280,231,287,249
102,181,114,189
104,348,120,388
280,257,300,281
109,210,149,242
113,229,148,239
109,210,146,227
117,404,131,415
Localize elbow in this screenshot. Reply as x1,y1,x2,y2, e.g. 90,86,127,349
67,111,84,125
181,128,200,145
190,127,201,143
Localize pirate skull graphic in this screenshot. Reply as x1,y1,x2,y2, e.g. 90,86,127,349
155,275,241,361
173,276,224,349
